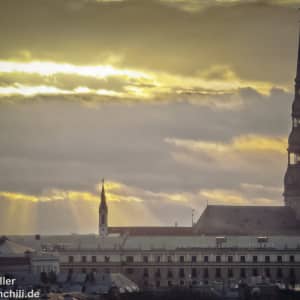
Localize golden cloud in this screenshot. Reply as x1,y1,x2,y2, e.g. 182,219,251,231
199,188,282,206
0,61,287,106
165,134,287,155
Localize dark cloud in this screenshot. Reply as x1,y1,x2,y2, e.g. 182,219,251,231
0,0,298,85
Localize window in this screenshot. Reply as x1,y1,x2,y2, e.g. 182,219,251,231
155,269,161,278
143,268,149,278
228,269,233,278
180,280,185,286
191,268,197,278
204,268,209,279
68,256,74,263
293,118,300,128
156,281,160,288
168,280,172,287
240,268,246,278
126,268,134,274
252,269,258,277
155,256,161,263
265,256,270,263
179,256,185,263
126,256,134,263
277,256,282,263
191,256,197,263
290,268,295,278
228,256,233,263
290,255,295,263
253,256,258,263
167,255,172,263
144,280,148,287
290,153,300,165
216,256,221,263
92,256,96,263
265,268,271,278
204,256,209,263
81,256,86,263
82,268,86,273
277,268,283,279
143,256,148,263
167,269,173,278
104,256,110,263
215,268,221,278
240,256,246,263
179,268,185,278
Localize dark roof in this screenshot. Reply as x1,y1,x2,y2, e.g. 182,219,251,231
109,226,194,236
194,205,300,235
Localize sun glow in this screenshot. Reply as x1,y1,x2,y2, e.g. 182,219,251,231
0,61,151,80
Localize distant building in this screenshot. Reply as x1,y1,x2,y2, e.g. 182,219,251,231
0,236,59,276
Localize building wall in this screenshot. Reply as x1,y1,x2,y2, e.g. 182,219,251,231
58,249,300,289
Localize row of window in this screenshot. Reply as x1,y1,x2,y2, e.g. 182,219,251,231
133,267,296,279
68,255,296,264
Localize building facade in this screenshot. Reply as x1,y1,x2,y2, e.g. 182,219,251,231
57,236,300,289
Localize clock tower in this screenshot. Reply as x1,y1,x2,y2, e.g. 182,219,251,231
284,28,300,220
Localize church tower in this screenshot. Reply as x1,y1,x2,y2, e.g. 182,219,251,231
284,28,300,220
99,179,108,236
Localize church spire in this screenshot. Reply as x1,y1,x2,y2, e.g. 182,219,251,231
296,26,300,85
284,23,300,220
99,179,108,236
100,179,107,212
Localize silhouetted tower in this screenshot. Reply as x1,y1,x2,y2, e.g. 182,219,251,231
99,179,108,236
284,27,300,220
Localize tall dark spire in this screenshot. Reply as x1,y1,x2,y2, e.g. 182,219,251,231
296,25,300,85
284,23,300,220
100,179,108,212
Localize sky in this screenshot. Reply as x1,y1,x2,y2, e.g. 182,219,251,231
0,0,299,234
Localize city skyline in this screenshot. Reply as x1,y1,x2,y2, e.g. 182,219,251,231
0,0,299,234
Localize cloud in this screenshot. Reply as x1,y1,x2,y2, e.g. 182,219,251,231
0,61,286,106
166,134,287,154
0,0,297,103
159,0,299,12
199,188,282,206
